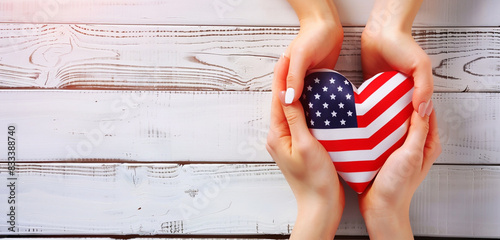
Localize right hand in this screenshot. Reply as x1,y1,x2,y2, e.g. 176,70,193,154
359,105,442,239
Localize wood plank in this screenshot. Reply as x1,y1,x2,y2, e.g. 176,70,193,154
0,91,499,164
0,0,499,27
1,163,499,237
0,25,499,92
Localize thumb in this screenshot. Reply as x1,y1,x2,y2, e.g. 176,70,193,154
283,49,309,105
278,56,314,143
281,101,313,145
411,53,434,118
403,100,434,153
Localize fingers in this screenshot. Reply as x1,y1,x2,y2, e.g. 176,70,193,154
411,52,434,117
279,55,315,144
421,108,441,173
267,55,290,155
284,47,310,104
403,100,433,154
271,55,289,126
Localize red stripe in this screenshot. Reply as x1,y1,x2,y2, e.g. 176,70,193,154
356,78,414,128
353,71,399,104
333,134,407,172
321,103,413,151
346,181,372,194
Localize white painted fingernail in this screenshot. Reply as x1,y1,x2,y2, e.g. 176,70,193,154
418,100,430,118
425,100,434,117
285,88,294,104
418,102,426,118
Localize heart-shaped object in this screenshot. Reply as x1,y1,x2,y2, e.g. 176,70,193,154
300,69,414,193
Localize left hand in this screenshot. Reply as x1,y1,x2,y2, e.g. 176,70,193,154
266,55,344,239
281,1,344,105
361,0,433,117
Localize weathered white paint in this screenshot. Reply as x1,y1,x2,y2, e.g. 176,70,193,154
0,0,499,26
0,0,498,238
0,91,498,164
0,25,499,92
0,163,499,237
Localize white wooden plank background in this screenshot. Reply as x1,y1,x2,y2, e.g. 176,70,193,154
0,25,499,92
0,0,499,26
1,163,500,237
0,91,499,164
1,0,499,238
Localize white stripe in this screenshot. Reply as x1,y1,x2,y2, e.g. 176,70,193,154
338,170,379,183
328,119,409,162
355,73,408,115
311,89,412,141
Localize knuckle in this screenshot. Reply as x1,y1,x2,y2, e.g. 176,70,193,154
397,149,423,175
416,54,432,71
286,72,299,85
266,132,278,153
427,136,443,156
293,46,308,56
435,143,443,156
284,107,300,126
295,138,314,155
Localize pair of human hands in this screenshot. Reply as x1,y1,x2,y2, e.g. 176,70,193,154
266,0,442,238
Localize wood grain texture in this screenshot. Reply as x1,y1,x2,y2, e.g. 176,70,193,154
0,91,498,164
1,163,499,237
0,0,499,27
0,25,499,92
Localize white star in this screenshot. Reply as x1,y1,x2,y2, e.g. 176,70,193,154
310,120,315,126
330,94,336,100
347,110,353,116
344,80,349,85
315,110,321,117
314,93,320,99
331,111,337,117
308,102,313,109
346,93,352,100
307,85,313,91
324,120,330,126
322,86,328,92
338,102,344,109
329,78,335,84
314,78,320,84
323,102,329,109
337,86,343,92
340,119,346,125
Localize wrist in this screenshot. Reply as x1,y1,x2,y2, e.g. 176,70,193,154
292,196,344,239
365,0,422,35
361,206,413,240
289,0,341,28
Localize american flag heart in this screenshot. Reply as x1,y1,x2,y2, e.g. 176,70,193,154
300,69,414,193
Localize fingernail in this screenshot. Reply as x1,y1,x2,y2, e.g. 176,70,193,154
425,100,433,117
285,88,295,104
281,52,285,59
418,100,430,118
279,90,286,104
